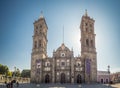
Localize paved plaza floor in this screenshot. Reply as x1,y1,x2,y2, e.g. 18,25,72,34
0,83,120,88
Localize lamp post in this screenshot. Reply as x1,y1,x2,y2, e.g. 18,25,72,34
13,66,16,79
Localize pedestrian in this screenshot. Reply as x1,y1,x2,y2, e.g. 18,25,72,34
5,81,7,84
5,81,7,87
10,81,13,88
6,82,10,88
16,81,19,87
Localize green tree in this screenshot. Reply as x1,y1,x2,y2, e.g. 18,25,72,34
0,64,9,76
21,69,30,78
7,71,12,77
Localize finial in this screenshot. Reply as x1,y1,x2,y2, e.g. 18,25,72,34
71,47,73,51
40,11,44,18
85,9,88,16
63,25,64,44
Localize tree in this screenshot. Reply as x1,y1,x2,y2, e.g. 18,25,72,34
21,69,30,78
7,71,12,77
0,64,9,76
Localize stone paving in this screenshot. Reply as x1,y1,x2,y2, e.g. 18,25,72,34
111,83,120,88
0,83,119,88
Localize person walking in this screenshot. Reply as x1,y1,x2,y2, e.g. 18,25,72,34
16,81,19,87
10,81,13,88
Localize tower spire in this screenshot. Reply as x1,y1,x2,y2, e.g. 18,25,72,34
63,26,64,44
40,11,44,18
85,9,88,16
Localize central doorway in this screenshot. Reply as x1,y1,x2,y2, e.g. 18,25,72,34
61,73,65,83
45,74,50,83
77,74,82,83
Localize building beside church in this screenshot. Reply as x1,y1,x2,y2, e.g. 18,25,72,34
111,72,120,83
31,11,97,83
97,71,110,83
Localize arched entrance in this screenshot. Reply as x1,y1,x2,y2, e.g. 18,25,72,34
45,74,50,83
106,79,108,83
61,73,65,83
77,74,82,83
101,79,103,83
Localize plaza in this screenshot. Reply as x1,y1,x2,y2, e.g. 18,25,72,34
0,83,120,88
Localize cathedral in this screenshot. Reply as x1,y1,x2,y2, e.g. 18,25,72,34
31,11,97,83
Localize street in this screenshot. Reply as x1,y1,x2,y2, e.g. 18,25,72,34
0,83,120,88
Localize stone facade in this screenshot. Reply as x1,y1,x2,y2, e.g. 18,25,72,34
31,11,97,83
97,71,110,83
111,72,120,83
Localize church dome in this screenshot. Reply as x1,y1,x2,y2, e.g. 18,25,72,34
56,43,70,52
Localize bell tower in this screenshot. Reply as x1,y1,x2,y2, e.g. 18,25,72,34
80,10,97,83
31,12,48,83
32,13,48,58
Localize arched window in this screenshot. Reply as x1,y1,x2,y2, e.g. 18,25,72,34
90,24,92,27
77,61,81,66
39,40,41,47
61,62,65,66
36,26,38,29
34,41,37,48
90,29,92,32
40,25,42,28
39,29,42,34
86,28,88,32
86,39,89,46
91,40,93,47
45,62,50,66
35,30,38,35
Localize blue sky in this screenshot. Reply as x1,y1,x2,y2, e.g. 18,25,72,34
0,0,120,73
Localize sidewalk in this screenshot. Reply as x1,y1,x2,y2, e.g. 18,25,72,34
111,83,120,88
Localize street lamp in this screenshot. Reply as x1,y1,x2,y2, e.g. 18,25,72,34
13,66,16,79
